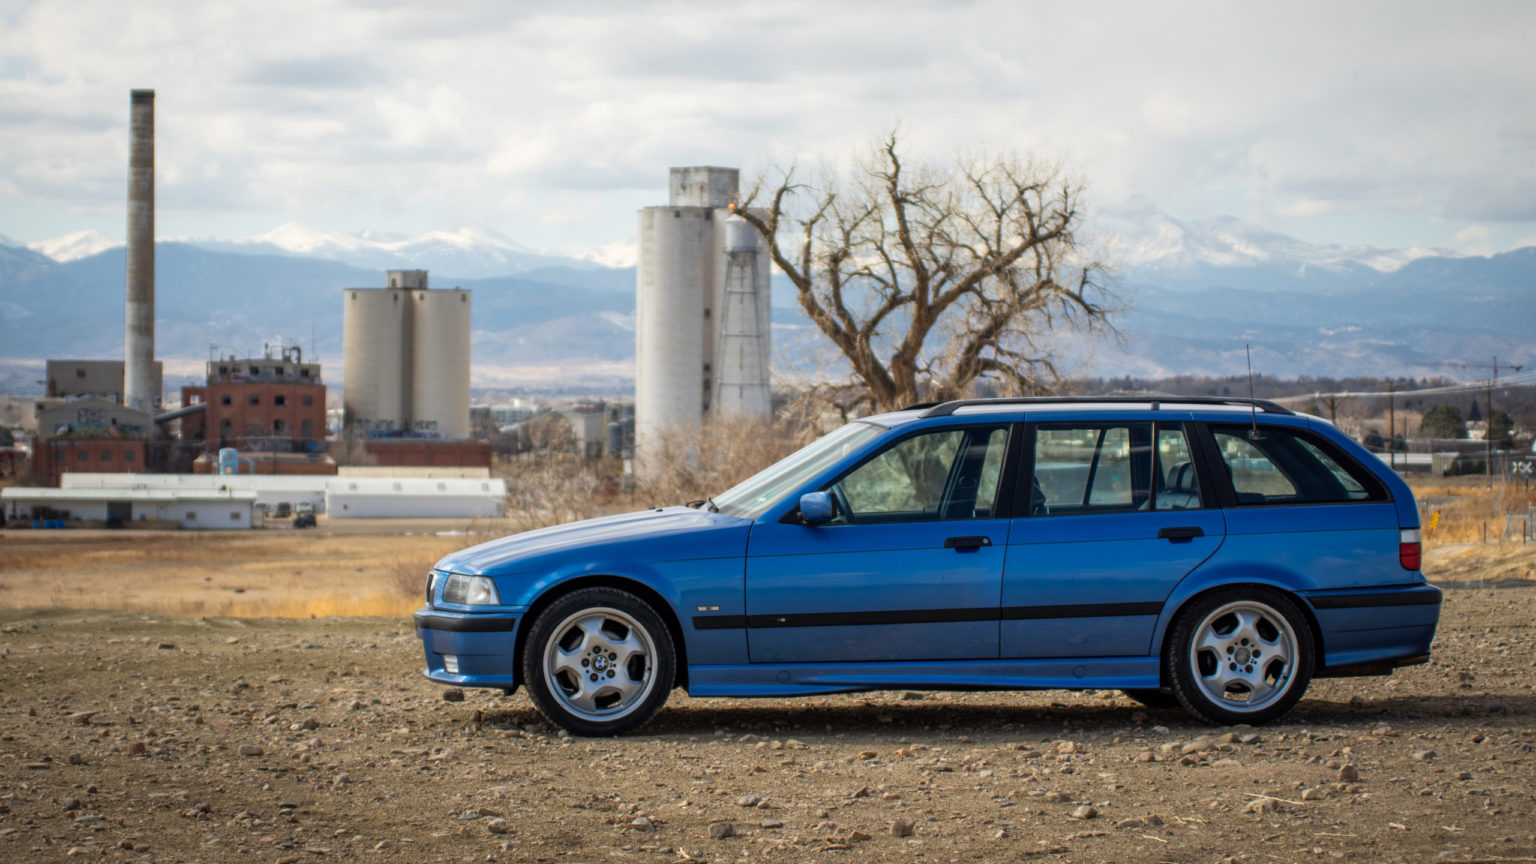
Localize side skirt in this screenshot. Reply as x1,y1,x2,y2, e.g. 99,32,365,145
686,657,1160,698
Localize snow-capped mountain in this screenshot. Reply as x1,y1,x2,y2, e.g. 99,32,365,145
1100,197,1456,280
27,230,120,262
19,201,1462,280
173,223,610,279
6,203,1532,388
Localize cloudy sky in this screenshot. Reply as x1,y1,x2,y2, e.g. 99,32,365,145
1,0,1532,258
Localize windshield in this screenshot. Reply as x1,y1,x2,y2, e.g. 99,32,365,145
712,422,884,519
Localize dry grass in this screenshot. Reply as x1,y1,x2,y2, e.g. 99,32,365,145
0,531,466,619
1410,477,1536,546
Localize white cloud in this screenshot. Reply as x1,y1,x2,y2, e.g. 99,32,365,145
0,0,1533,255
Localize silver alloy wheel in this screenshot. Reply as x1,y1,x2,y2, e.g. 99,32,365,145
1188,600,1298,713
541,606,657,723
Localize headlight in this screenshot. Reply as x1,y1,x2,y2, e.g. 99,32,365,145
442,574,500,606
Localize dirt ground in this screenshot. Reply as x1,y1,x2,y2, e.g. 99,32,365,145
2,530,1535,864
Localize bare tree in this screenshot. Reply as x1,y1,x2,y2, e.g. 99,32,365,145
736,132,1116,415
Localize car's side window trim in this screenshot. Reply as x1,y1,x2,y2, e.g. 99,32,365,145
1190,421,1237,509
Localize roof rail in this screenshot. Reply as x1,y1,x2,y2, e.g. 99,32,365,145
909,396,1297,418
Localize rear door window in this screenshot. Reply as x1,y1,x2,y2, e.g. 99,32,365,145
1028,423,1201,515
1209,425,1386,506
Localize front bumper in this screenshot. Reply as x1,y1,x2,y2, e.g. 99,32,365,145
414,607,522,689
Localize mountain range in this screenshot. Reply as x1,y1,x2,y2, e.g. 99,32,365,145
1,207,1532,395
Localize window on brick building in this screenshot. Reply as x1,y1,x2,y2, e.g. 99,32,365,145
124,450,135,463
249,394,259,406
76,449,87,461
275,394,286,407
301,394,313,406
274,419,285,435
220,394,231,406
100,450,111,462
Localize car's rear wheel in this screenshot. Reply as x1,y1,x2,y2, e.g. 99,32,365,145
522,587,674,736
1166,587,1313,725
1120,688,1181,710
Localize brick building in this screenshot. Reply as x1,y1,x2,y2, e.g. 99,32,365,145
30,397,150,486
182,347,326,453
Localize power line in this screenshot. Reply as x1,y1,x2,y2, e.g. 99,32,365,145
1270,368,1536,402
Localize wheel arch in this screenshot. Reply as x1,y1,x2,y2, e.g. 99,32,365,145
514,575,690,691
1156,581,1324,687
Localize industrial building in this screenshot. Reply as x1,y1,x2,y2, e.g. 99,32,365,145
635,167,771,456
62,472,326,517
326,477,506,518
343,270,472,441
181,346,326,449
1,486,257,530
29,397,151,486
42,471,507,520
44,359,162,403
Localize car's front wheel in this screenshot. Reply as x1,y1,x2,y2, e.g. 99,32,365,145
522,587,675,736
1165,587,1313,725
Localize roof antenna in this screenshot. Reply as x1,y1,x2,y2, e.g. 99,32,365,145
1245,344,1265,441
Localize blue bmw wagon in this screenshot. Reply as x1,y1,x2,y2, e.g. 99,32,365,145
414,397,1440,735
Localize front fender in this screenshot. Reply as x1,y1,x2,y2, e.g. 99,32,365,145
508,553,752,673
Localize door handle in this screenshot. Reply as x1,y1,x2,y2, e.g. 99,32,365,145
1157,526,1204,542
944,535,992,550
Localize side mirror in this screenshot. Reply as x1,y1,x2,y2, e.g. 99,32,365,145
798,491,834,525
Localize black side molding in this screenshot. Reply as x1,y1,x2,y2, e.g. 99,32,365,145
413,610,519,633
692,602,1163,631
1305,584,1443,610
1001,602,1163,620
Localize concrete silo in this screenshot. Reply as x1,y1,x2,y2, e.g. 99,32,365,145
713,215,771,417
635,167,771,457
342,286,410,432
411,288,472,440
342,270,471,440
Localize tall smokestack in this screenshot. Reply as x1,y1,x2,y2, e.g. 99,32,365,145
124,88,155,413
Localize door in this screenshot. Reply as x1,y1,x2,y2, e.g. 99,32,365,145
1003,420,1225,658
745,423,1014,663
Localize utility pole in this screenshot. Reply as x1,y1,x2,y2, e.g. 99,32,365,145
1413,357,1524,487
1387,381,1396,470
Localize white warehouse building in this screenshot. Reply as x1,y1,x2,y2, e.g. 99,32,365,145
2,487,258,530
47,472,508,520
635,167,771,458
326,477,506,519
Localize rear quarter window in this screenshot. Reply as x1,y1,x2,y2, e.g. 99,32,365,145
1208,425,1388,506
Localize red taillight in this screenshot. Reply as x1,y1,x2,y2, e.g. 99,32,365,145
1399,528,1422,571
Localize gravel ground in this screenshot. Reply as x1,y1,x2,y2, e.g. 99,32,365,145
1,582,1534,864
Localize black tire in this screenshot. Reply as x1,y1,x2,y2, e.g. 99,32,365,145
1121,688,1182,710
521,587,675,736
1165,586,1313,725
